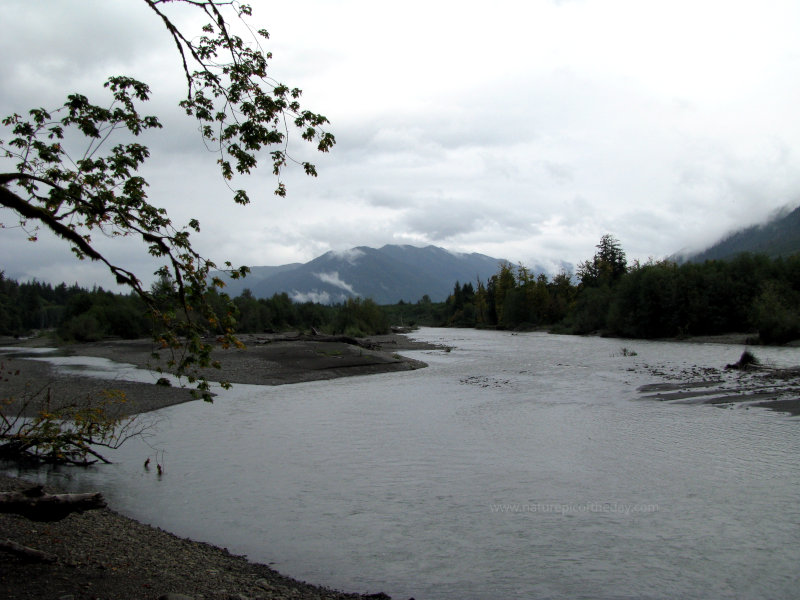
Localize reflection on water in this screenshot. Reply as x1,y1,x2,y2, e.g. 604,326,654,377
4,329,800,599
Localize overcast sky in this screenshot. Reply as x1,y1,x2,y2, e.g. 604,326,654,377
2,0,799,290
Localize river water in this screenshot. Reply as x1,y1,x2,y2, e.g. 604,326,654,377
4,329,800,599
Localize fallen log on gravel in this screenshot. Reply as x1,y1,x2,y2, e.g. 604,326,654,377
0,537,57,563
0,485,106,522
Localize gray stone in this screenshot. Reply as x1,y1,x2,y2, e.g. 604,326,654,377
255,579,274,591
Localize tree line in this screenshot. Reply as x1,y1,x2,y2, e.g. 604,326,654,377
0,274,389,341
428,235,800,344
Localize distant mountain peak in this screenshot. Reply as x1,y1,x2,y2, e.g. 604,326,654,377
209,243,570,304
210,244,504,304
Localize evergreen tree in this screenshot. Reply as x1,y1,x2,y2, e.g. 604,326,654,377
577,234,628,287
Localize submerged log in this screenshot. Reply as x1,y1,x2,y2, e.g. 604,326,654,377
0,485,106,521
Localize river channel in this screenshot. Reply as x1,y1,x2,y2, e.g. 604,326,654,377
4,329,800,599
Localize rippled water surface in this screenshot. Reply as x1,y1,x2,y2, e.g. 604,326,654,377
6,329,800,599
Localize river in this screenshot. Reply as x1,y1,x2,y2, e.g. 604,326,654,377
4,329,800,599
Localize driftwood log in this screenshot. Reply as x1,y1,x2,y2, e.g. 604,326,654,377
0,485,106,521
1,485,106,563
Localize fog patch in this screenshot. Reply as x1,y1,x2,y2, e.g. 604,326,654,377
314,271,357,295
291,290,332,304
328,248,364,265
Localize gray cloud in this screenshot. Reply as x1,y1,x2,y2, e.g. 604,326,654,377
3,0,800,290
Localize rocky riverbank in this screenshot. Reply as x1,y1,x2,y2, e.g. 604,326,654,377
0,474,396,600
635,356,800,416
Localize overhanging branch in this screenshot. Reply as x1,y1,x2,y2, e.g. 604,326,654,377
0,182,143,292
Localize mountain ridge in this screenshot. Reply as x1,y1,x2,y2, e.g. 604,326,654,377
213,244,533,304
